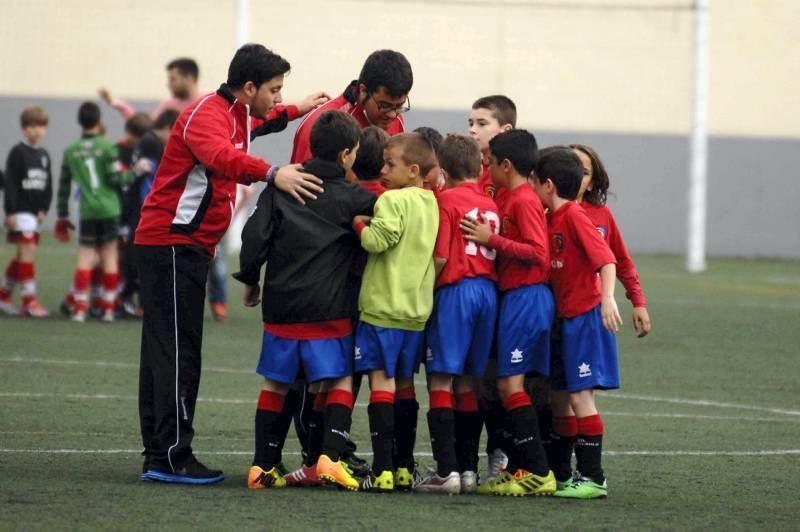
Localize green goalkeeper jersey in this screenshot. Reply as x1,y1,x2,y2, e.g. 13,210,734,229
57,134,132,220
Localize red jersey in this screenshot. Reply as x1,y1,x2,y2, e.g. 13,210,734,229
434,182,499,288
358,180,387,197
136,85,298,255
477,162,508,207
290,82,405,164
580,202,646,307
487,184,549,291
548,201,617,318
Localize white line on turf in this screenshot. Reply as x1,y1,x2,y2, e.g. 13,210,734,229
0,448,799,457
0,356,251,375
4,391,800,422
600,392,800,417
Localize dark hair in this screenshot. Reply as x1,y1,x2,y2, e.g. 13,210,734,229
309,110,362,162
534,146,584,200
385,133,437,177
413,126,443,156
352,126,389,181
153,109,180,131
488,129,538,176
438,134,481,180
125,112,152,138
359,50,413,98
78,101,101,129
226,44,290,89
167,57,199,80
472,95,517,127
20,106,49,128
569,144,609,206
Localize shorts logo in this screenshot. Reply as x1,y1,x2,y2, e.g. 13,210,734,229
426,347,433,362
578,362,592,378
596,225,607,240
354,346,362,360
510,348,523,364
551,233,563,253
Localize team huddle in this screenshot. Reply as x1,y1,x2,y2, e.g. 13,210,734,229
1,43,651,500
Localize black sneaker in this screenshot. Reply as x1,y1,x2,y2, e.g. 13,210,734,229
341,451,370,479
143,455,224,485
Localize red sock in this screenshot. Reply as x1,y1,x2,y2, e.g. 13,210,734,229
503,391,532,412
73,269,92,312
455,391,479,412
369,390,395,404
577,413,604,436
1,259,18,294
553,415,578,437
17,262,36,304
326,389,354,409
257,390,285,412
101,272,119,312
429,390,453,409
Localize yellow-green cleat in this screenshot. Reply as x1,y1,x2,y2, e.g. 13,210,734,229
316,454,359,491
477,469,514,495
395,467,418,491
247,465,286,489
496,469,556,497
362,470,394,492
553,477,608,499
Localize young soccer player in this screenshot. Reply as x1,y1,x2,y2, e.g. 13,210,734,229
468,95,515,202
461,129,556,496
571,144,652,338
55,102,135,322
353,133,439,492
418,134,500,494
235,110,376,491
414,126,445,193
0,107,52,317
347,126,389,196
530,146,622,499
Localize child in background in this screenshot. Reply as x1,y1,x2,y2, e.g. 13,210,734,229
0,107,52,317
571,144,652,337
353,133,439,492
55,102,134,322
461,129,556,496
348,126,389,196
530,146,622,499
468,95,515,203
420,134,499,494
414,126,444,193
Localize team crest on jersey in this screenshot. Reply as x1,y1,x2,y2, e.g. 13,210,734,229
596,225,607,239
551,233,564,253
484,184,496,198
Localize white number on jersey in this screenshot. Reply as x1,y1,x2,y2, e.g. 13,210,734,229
84,157,100,193
464,207,500,260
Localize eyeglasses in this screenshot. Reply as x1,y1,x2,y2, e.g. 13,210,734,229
368,93,411,116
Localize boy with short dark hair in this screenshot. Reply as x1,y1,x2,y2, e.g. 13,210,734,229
56,102,134,323
0,107,52,317
461,129,556,496
530,146,622,499
469,95,516,201
235,110,376,491
419,134,500,494
348,126,389,196
352,132,439,492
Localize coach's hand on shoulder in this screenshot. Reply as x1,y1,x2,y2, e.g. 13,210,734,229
296,91,331,116
54,218,75,243
632,306,651,338
274,164,324,205
601,295,622,333
243,284,261,307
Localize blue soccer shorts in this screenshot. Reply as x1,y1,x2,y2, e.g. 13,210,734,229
496,283,555,378
256,330,353,385
354,322,423,379
426,277,497,377
550,304,619,392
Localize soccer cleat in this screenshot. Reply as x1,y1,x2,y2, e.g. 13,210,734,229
21,300,50,318
557,472,578,490
342,451,371,479
460,471,478,494
413,471,461,494
101,309,115,322
476,469,513,495
394,466,421,491
71,310,87,323
144,456,224,485
316,454,359,491
0,293,19,316
361,470,394,493
485,448,508,482
496,469,556,497
284,464,321,487
554,476,608,499
211,302,227,322
247,465,287,489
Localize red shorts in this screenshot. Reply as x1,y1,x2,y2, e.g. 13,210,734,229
7,231,40,245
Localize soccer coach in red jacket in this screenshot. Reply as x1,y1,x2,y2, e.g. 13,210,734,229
135,43,327,485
